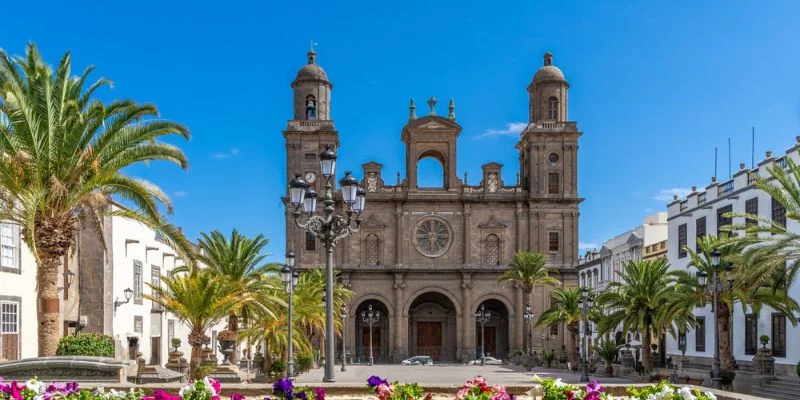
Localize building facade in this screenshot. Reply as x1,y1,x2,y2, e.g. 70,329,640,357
666,141,800,376
0,205,223,364
284,51,582,363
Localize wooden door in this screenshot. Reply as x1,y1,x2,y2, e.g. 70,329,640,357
416,322,442,361
361,327,381,361
151,337,161,365
484,327,497,357
1,334,18,360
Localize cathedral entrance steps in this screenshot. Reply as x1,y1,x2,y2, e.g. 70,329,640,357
752,376,800,400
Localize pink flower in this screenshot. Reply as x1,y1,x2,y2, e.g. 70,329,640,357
231,394,245,400
375,383,395,400
565,391,574,400
456,388,469,400
210,378,221,395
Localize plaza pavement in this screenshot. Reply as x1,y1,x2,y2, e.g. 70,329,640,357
292,363,636,387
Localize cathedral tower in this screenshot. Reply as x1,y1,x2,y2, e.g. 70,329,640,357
517,52,582,267
284,50,339,260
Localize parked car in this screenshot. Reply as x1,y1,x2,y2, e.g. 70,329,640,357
401,356,433,365
469,356,503,365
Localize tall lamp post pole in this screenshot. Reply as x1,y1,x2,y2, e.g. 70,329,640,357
523,304,534,370
340,304,348,372
475,304,491,366
578,287,594,383
361,304,381,366
287,145,366,382
696,249,733,390
280,252,299,378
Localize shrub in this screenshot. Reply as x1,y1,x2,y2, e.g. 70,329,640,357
193,364,215,380
542,350,555,368
270,359,287,378
760,335,770,346
720,370,736,389
296,353,314,373
56,333,115,357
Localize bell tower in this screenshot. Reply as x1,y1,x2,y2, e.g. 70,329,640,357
401,97,462,191
517,52,582,267
284,49,339,260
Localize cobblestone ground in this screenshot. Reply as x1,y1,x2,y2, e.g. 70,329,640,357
293,363,635,386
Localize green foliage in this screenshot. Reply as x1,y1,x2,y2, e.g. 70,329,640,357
542,350,555,368
296,353,314,373
720,370,736,388
180,378,217,400
55,333,115,357
192,364,214,380
760,335,770,344
499,252,559,294
627,381,716,400
391,382,424,400
534,376,582,400
270,359,287,377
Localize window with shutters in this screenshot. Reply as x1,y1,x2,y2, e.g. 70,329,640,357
772,313,787,357
133,260,143,304
364,234,380,266
133,316,143,334
717,205,733,235
0,300,20,360
695,217,706,251
745,197,758,227
305,231,316,251
0,224,19,273
550,324,559,336
772,198,786,228
547,97,559,120
548,232,560,252
485,234,500,266
167,319,175,345
548,173,560,194
151,266,163,311
678,224,687,258
744,314,757,355
695,316,706,352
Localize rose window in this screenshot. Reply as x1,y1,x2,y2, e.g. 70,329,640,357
415,218,451,257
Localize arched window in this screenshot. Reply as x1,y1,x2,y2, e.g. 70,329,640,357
365,234,380,266
547,96,559,120
305,95,317,120
417,154,445,188
485,234,500,266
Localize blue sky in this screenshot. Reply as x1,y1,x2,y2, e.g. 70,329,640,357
3,1,800,259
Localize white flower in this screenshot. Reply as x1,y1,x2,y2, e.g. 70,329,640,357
677,387,697,400
25,379,44,394
704,392,716,400
553,378,565,387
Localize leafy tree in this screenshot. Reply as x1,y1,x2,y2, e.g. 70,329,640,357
536,287,597,365
147,270,239,377
595,258,694,375
0,43,191,355
592,339,619,377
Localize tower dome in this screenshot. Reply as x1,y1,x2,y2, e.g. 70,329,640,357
294,50,329,82
532,52,566,83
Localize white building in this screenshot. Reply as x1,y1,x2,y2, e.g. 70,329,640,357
666,141,800,376
0,204,225,365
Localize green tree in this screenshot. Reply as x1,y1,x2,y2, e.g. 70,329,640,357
147,270,239,377
592,339,619,377
0,43,191,356
595,258,694,376
536,287,587,365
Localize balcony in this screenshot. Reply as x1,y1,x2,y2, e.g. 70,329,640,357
529,121,577,130
286,120,336,132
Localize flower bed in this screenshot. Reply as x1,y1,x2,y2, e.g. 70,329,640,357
0,375,726,400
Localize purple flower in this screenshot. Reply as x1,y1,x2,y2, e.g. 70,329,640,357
367,376,388,388
313,387,326,400
231,393,245,400
273,378,294,394
296,392,308,400
586,380,604,394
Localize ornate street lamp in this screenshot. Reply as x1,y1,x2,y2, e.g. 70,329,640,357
114,288,134,311
340,303,348,372
475,304,491,366
577,287,594,382
287,145,365,382
361,304,380,366
523,303,534,370
281,250,299,378
696,248,733,390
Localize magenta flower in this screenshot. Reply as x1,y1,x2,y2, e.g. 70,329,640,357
210,378,222,395
231,393,245,400
154,389,181,400
313,387,325,400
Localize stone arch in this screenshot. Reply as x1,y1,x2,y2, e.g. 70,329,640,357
473,297,512,360
416,150,446,188
405,290,461,362
352,296,393,364
471,294,516,317
403,286,462,317
350,293,394,317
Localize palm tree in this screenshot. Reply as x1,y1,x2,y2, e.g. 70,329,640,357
536,287,583,365
595,258,694,376
147,270,239,377
196,229,279,363
0,43,191,356
684,235,799,372
592,339,619,377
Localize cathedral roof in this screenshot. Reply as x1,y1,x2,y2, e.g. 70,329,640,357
295,50,329,81
532,52,566,84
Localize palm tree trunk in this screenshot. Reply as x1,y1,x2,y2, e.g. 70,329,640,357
188,329,205,379
718,302,734,371
36,253,62,356
642,329,653,376
568,323,580,367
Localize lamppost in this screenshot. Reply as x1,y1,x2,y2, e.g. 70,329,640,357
577,287,594,383
280,251,299,378
340,303,347,372
475,304,491,366
523,303,534,370
287,145,366,382
361,304,380,366
696,248,733,390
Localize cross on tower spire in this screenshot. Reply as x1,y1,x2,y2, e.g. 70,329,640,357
427,96,437,116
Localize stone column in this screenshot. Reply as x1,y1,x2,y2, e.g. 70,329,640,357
460,272,475,362
463,203,471,265
392,273,407,362
395,204,403,266
515,203,525,252
514,285,524,351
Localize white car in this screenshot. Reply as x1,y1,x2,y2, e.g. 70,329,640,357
401,356,433,365
469,356,503,365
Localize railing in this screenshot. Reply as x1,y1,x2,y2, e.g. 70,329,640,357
680,201,688,211
529,121,577,129
718,180,734,195
286,120,336,131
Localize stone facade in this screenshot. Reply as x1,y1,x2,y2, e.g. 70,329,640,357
284,51,582,363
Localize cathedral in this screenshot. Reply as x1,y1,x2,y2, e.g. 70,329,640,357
283,50,581,363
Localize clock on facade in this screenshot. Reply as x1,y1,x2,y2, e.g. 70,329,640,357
304,172,316,183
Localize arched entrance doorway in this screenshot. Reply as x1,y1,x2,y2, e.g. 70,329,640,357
407,292,458,362
474,299,510,360
354,300,390,364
